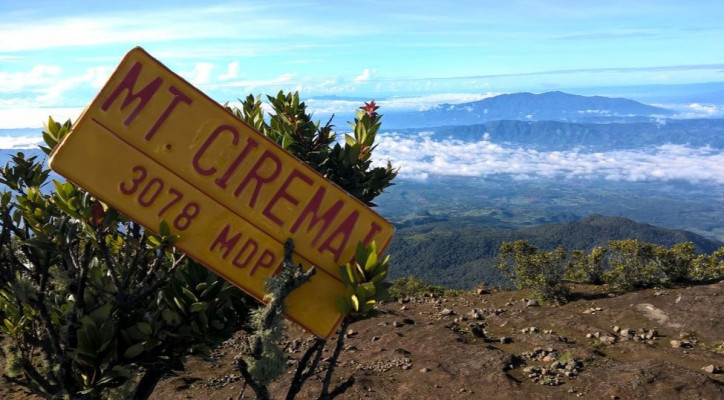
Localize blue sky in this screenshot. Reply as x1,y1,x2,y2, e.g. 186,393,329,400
1,0,724,128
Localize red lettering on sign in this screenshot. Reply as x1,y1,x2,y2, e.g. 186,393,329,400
233,150,282,207
361,222,383,247
101,62,162,127
250,249,276,276
193,125,239,176
290,187,344,246
210,224,241,259
262,169,313,226
318,210,359,263
233,239,259,269
144,86,192,141
215,137,259,189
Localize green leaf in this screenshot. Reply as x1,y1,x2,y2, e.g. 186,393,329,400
354,286,368,303
159,220,171,237
341,264,357,286
89,303,113,324
360,282,376,298
3,318,15,335
173,296,187,313
334,297,350,315
181,287,199,303
364,250,378,273
124,343,144,359
371,269,388,283
162,309,181,326
350,295,360,312
136,321,152,336
190,302,208,313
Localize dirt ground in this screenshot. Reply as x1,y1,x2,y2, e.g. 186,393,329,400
3,280,724,399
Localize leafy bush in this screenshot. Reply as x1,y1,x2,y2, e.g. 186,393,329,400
604,239,669,291
565,246,607,284
1,148,249,399
497,240,569,303
387,276,453,299
689,246,724,281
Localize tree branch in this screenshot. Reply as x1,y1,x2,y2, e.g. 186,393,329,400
285,338,326,400
319,318,350,400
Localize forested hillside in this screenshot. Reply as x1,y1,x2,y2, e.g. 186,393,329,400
387,214,722,289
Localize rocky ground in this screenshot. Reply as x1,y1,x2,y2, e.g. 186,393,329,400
3,280,724,399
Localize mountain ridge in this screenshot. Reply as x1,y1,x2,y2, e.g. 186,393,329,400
388,214,722,289
383,91,674,128
397,117,724,150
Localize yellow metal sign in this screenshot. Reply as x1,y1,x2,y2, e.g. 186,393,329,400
49,47,394,339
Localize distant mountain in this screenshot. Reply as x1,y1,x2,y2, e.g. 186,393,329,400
383,91,674,129
388,214,722,289
416,117,724,150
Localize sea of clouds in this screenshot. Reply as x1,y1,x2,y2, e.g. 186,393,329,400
3,127,724,185
369,131,724,184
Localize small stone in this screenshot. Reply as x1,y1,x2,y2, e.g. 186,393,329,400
440,308,455,316
599,335,616,345
420,367,431,373
371,336,380,342
526,299,540,307
346,329,357,336
400,305,408,311
612,325,620,333
500,337,512,344
702,365,719,374
671,340,692,348
586,333,593,339
392,321,403,328
469,309,484,320
475,284,490,295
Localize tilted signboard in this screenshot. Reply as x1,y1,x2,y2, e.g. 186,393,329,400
49,47,394,339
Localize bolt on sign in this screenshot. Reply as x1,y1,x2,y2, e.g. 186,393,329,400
49,47,394,339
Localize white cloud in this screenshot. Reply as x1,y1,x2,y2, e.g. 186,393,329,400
353,68,374,83
0,135,43,149
183,62,215,85
370,132,724,184
0,66,62,92
305,92,500,115
37,66,114,103
655,102,724,119
0,106,84,129
219,61,241,80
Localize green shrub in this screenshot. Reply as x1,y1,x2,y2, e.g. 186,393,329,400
387,276,450,299
565,246,607,284
603,239,664,291
497,240,569,303
689,246,724,281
